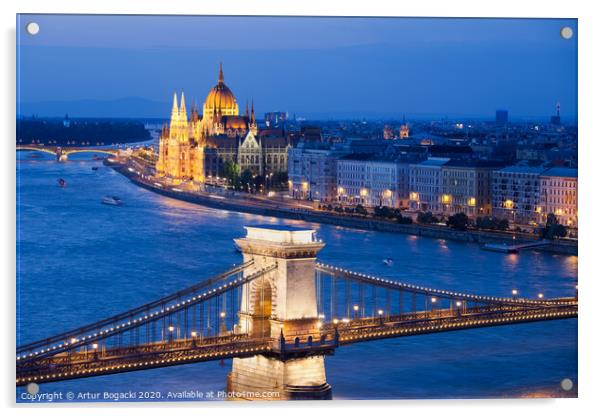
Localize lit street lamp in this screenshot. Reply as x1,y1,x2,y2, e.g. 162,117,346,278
220,311,227,335
168,325,174,343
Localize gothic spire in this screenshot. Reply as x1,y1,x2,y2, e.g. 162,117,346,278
179,91,187,116
218,62,224,84
171,92,178,119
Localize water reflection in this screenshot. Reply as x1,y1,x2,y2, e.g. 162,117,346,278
15,153,577,401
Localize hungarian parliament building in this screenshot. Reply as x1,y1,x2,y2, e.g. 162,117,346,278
156,64,294,183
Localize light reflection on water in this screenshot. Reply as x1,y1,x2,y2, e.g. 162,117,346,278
16,153,577,401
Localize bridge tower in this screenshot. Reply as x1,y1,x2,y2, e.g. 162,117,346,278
228,225,332,400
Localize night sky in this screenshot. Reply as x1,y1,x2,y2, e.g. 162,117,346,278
16,15,577,120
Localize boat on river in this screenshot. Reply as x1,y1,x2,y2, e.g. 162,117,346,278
101,196,123,206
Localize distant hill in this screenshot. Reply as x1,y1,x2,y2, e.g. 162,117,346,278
17,97,170,119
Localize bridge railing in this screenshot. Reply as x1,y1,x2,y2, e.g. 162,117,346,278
333,303,578,345
17,261,254,356
17,262,277,365
313,263,576,331
316,263,576,308
16,337,276,386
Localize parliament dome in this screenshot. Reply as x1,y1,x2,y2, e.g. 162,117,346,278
203,63,239,117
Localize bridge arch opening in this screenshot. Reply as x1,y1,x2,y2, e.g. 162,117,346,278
251,278,273,338
16,148,58,158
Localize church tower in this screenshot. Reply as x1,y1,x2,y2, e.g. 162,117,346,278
156,91,206,185
249,99,258,136
399,115,410,139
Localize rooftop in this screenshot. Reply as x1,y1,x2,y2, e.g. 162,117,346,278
497,165,549,174
414,157,451,167
541,167,578,178
243,225,317,245
444,159,507,169
245,224,314,232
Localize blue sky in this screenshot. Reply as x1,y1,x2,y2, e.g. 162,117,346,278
16,15,577,120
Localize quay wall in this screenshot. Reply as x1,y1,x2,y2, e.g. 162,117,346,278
111,164,577,256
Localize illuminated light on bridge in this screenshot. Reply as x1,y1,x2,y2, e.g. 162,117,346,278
16,226,577,399
16,144,120,162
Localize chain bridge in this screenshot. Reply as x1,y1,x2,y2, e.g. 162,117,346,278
16,225,577,399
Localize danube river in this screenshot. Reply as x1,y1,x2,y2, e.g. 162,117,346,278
16,153,577,401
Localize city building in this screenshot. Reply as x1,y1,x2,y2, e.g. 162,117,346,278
383,125,395,140
496,109,509,125
157,64,294,183
408,157,450,212
337,154,405,208
539,167,578,227
550,102,562,126
288,143,338,201
491,165,548,224
440,160,505,218
399,120,410,138
299,126,323,143
264,111,288,128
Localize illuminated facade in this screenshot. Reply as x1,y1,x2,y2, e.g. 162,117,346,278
539,167,578,227
491,165,547,224
229,226,331,400
440,160,504,218
288,144,338,201
335,154,422,208
157,64,290,182
408,157,450,212
399,116,410,138
156,92,206,183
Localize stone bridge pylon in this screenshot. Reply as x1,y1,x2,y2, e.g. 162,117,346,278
228,225,332,400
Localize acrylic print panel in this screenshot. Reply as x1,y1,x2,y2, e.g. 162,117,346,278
16,14,578,402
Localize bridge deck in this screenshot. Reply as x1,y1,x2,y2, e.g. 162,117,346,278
16,302,576,386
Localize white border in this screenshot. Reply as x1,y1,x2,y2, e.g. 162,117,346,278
2,1,600,415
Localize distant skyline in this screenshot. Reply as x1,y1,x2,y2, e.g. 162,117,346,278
17,15,577,121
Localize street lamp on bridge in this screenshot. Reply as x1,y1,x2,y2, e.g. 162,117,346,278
220,311,227,335
168,325,174,343
455,301,463,316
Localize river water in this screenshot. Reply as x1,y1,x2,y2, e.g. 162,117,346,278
16,152,577,401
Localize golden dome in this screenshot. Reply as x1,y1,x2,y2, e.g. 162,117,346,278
203,63,238,115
